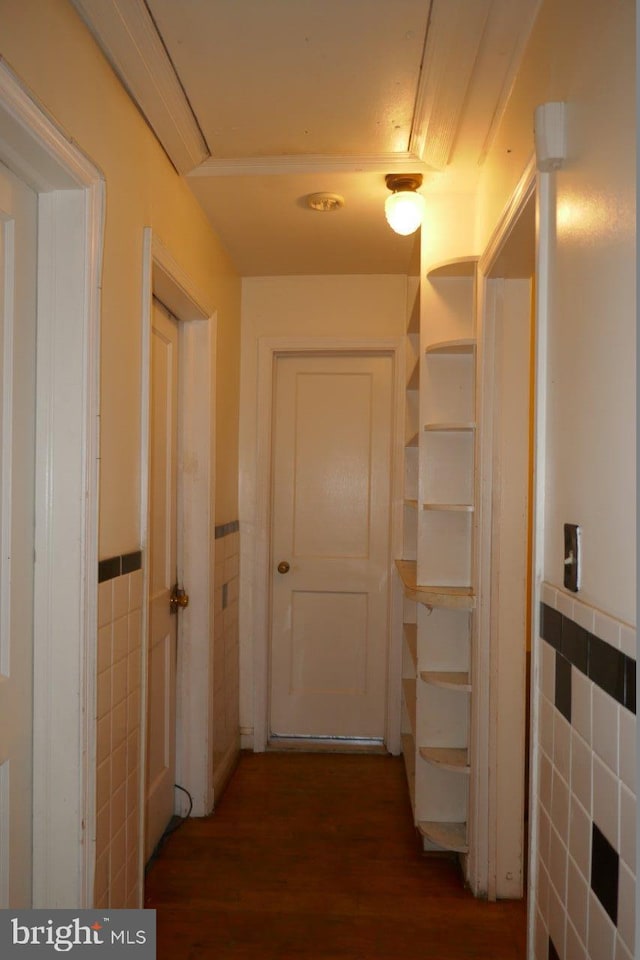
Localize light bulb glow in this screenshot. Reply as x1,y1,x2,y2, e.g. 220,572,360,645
385,190,425,236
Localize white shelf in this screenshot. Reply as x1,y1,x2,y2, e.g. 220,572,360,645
420,670,472,692
419,746,470,773
418,820,469,853
424,422,476,433
427,256,478,279
404,498,419,510
405,431,419,448
425,339,476,355
395,560,475,610
423,503,474,512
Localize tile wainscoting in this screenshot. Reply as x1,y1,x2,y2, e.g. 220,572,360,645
212,521,241,799
94,525,241,906
96,554,143,909
535,583,636,960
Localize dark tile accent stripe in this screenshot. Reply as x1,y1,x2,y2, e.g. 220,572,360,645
589,635,625,704
554,653,572,723
541,603,636,714
98,556,121,582
121,550,142,574
99,550,142,583
548,938,561,960
214,519,239,539
540,603,562,651
591,823,619,924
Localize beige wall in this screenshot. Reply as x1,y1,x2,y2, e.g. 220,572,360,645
0,0,241,554
238,274,407,743
477,0,635,625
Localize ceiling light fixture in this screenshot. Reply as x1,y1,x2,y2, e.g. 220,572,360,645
306,192,344,212
385,174,425,236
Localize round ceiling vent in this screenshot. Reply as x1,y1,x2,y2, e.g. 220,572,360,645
306,192,344,212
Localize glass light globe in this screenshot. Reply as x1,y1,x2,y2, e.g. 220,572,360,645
385,190,425,236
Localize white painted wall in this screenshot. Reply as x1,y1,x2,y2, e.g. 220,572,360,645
238,275,406,745
477,0,636,625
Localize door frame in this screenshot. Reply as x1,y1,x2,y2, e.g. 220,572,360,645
472,156,551,909
0,62,103,906
252,337,405,753
139,229,216,860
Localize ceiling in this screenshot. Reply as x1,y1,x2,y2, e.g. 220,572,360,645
72,0,541,276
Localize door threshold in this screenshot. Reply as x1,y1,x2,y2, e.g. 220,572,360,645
267,736,388,755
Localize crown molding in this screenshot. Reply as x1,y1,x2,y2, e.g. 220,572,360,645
188,152,430,179
410,0,492,170
71,0,208,174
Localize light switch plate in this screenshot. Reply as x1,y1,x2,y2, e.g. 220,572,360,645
564,523,581,592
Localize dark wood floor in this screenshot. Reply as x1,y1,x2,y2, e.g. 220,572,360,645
145,752,527,959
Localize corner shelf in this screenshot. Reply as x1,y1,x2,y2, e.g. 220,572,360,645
405,431,419,448
419,747,470,773
423,503,474,512
420,670,472,692
395,560,475,610
418,821,469,853
426,339,476,356
424,422,476,433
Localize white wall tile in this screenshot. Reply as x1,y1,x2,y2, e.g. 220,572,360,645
128,569,142,612
553,711,571,783
540,751,553,815
592,687,619,775
592,754,619,850
548,883,566,959
98,580,113,629
97,624,112,675
113,575,129,621
617,861,635,955
615,933,634,960
619,707,636,793
548,823,568,900
111,657,128,708
565,920,587,960
571,729,592,815
572,599,595,633
97,668,111,720
535,908,548,960
541,582,558,609
594,610,622,650
619,624,636,659
572,669,592,745
551,769,570,840
619,784,636,873
569,796,591,880
556,591,574,620
540,692,554,759
538,805,551,869
567,856,589,945
588,893,616,960
112,615,128,664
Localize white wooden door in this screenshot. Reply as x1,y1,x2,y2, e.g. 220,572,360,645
270,354,393,741
0,161,37,906
145,299,179,859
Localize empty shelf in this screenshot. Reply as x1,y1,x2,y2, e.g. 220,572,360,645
395,560,476,610
418,821,469,853
420,671,472,692
427,257,478,279
424,422,476,432
419,746,470,773
423,503,474,512
425,339,476,355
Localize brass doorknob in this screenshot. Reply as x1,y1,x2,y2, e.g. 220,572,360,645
277,561,290,574
170,584,189,613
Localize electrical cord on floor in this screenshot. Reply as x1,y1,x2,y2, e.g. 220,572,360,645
145,783,194,871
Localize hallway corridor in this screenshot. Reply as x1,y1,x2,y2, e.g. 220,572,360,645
145,752,527,958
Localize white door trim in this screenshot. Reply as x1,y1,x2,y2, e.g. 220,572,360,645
0,62,104,906
139,230,216,879
252,336,405,754
472,155,550,910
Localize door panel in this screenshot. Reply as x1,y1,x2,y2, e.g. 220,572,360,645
0,161,37,906
145,299,178,860
270,354,393,741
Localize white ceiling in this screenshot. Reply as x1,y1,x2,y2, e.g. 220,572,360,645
73,0,541,276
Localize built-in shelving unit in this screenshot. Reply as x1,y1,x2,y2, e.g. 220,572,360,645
397,253,478,860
